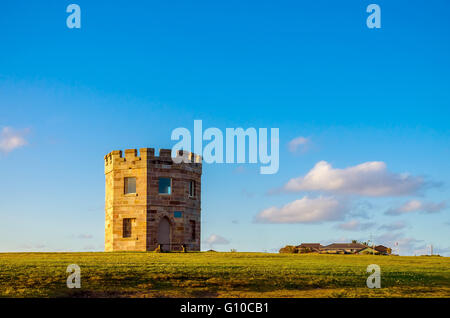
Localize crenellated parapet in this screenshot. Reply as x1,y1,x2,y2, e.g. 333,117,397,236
104,148,202,174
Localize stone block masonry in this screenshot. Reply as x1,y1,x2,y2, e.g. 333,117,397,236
104,148,202,252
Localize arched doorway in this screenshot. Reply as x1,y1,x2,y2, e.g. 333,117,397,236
157,217,171,248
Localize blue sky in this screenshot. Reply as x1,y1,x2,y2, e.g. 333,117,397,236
0,1,449,255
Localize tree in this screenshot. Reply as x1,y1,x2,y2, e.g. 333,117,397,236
279,245,298,254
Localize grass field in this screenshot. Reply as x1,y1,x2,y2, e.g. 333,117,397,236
0,252,449,298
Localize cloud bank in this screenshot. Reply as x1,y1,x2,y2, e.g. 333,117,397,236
255,196,346,224
374,232,425,256
0,127,28,153
378,221,407,231
288,136,310,153
385,200,446,216
205,234,230,245
336,220,375,231
284,161,424,196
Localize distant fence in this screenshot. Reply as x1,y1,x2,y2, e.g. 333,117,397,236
156,243,196,252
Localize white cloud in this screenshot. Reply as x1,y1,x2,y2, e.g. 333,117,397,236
288,136,310,153
205,234,230,245
284,161,424,196
373,232,424,256
378,221,407,231
337,220,375,231
255,196,346,224
385,200,446,216
0,127,28,153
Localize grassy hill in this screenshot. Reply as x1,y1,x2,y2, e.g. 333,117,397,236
0,252,449,297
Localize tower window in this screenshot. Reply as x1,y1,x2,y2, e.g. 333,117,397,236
123,218,135,238
189,180,196,197
174,211,183,218
190,220,196,241
159,178,172,194
124,177,136,194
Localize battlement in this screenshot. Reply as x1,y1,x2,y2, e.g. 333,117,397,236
104,148,202,167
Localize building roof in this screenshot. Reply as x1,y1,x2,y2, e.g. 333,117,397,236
295,242,392,254
298,243,323,249
322,243,367,250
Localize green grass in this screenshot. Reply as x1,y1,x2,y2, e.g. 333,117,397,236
0,252,449,298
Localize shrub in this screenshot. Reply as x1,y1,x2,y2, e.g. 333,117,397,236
279,245,299,254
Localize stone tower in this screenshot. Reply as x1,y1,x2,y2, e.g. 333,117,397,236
104,148,202,252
